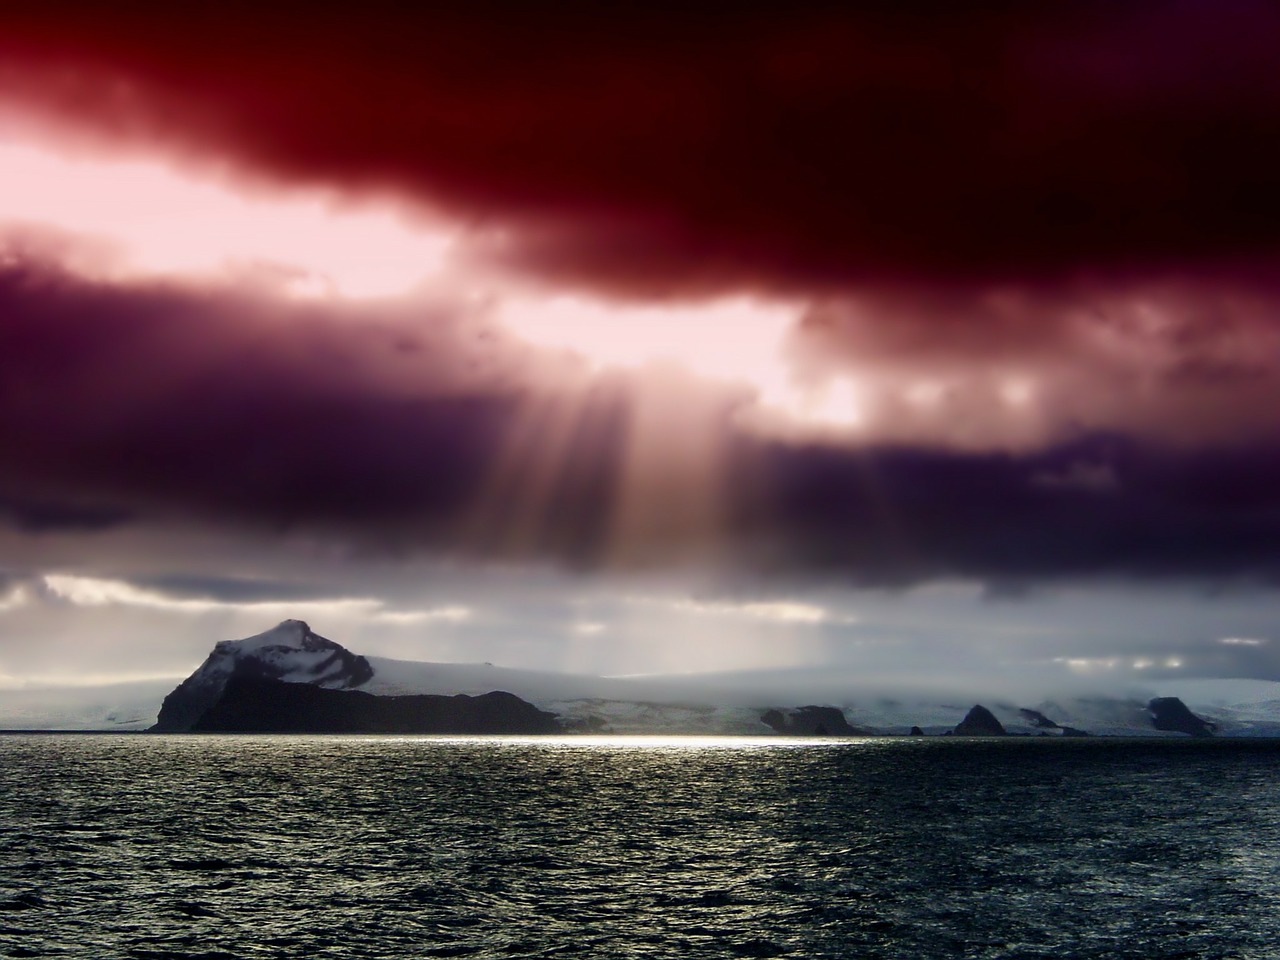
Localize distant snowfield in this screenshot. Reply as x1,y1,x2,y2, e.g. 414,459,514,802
0,679,177,731
361,656,1280,736
6,635,1280,735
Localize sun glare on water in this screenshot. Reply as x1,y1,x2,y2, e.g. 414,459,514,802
375,735,849,749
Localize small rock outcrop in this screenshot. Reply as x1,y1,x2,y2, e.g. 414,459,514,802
761,705,867,736
1149,697,1215,737
192,674,560,734
908,726,925,736
953,704,1007,736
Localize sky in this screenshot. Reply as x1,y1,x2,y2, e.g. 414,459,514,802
2,2,1280,695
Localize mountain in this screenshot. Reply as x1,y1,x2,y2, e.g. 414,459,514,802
953,704,1007,736
151,620,373,732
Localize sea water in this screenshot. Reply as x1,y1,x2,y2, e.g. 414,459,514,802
3,735,1280,959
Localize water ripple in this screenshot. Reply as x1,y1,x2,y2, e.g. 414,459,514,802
3,736,1280,958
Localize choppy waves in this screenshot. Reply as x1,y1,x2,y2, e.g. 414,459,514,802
4,735,1280,958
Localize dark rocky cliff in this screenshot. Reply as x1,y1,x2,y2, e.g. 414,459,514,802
761,705,868,735
953,704,1007,736
191,674,560,734
1149,697,1215,737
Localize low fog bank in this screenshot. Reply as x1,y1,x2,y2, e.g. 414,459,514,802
363,656,1146,710
0,678,175,730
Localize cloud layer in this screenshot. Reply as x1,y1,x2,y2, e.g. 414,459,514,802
4,3,1280,293
3,262,1280,585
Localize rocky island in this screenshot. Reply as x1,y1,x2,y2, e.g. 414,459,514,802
952,704,1007,736
151,620,557,735
761,705,871,736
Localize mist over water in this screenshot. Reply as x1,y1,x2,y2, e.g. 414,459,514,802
4,735,1280,959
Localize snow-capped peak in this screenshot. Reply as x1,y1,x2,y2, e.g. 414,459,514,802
216,619,320,656
151,620,373,731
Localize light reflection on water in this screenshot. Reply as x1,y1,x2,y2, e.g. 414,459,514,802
374,734,869,749
4,734,1280,959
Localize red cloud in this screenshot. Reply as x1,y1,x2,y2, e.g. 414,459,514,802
3,3,1280,296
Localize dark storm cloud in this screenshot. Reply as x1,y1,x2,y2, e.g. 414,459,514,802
0,496,133,533
732,435,1280,585
0,265,510,522
4,2,1280,294
3,264,1279,585
0,263,621,551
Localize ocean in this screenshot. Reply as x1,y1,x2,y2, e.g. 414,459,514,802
3,735,1279,959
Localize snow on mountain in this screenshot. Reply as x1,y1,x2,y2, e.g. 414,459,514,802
201,619,373,684
360,654,1280,736
151,619,372,731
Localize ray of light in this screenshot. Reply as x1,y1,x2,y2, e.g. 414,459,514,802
461,387,617,563
604,367,734,570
